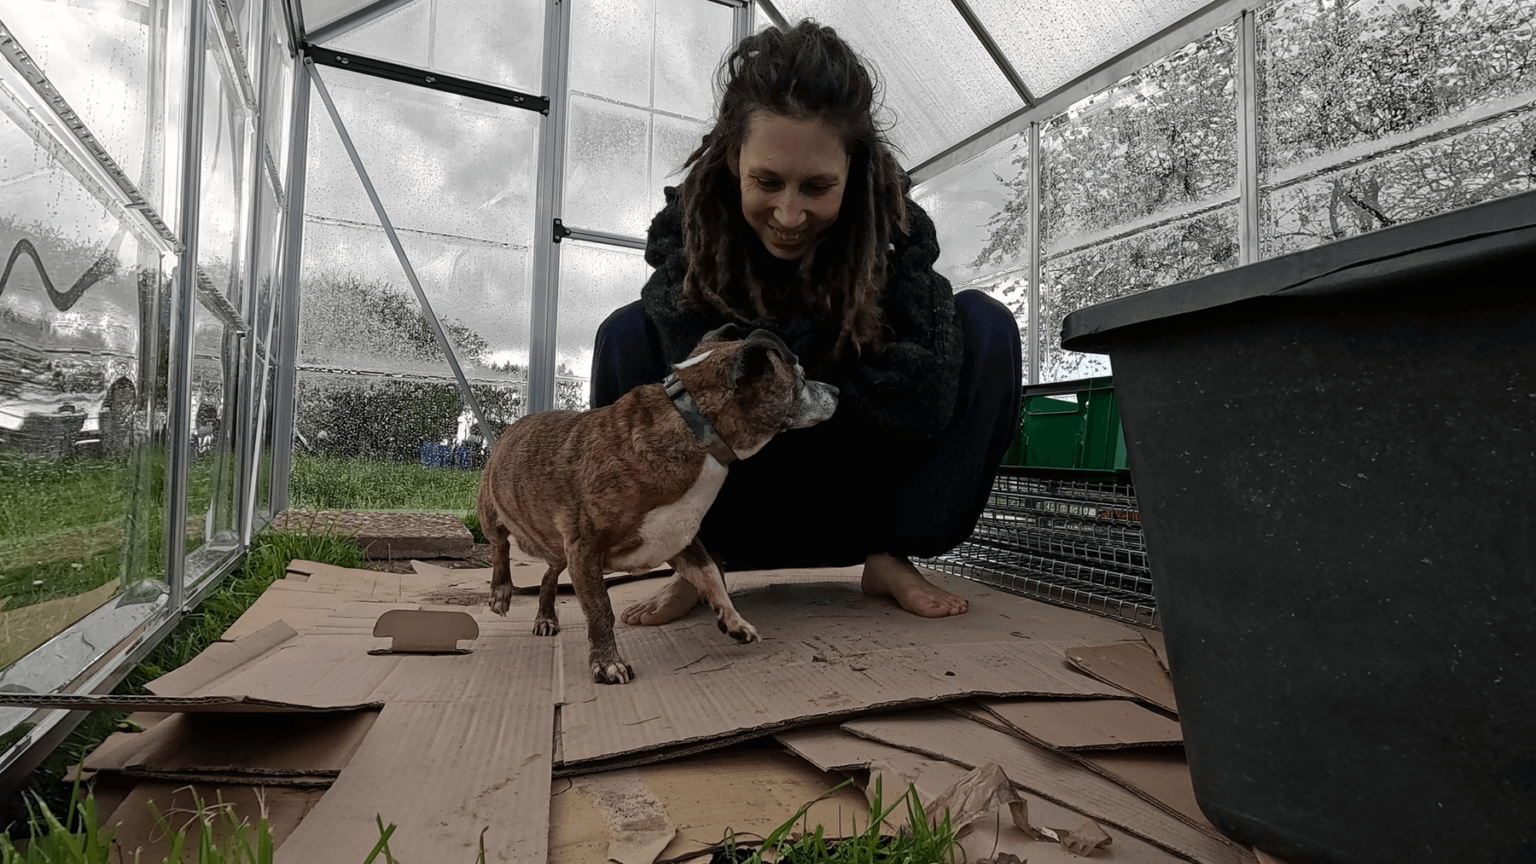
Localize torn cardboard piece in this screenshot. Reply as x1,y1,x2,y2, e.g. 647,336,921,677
557,571,1138,766
149,621,299,697
840,710,1249,864
1066,642,1179,714
550,746,870,864
776,727,1195,864
979,697,1183,750
1140,630,1171,672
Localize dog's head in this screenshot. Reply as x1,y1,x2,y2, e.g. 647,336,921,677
672,323,839,459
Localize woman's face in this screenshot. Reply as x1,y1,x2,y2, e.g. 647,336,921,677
731,112,850,260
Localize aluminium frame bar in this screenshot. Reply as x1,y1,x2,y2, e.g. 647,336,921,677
0,21,180,254
1026,121,1040,386
756,0,789,32
949,0,1033,106
909,0,1250,185
733,1,754,45
166,0,211,613
529,0,572,414
305,0,415,43
269,55,311,516
308,60,500,447
1235,10,1260,265
305,43,549,113
557,223,646,251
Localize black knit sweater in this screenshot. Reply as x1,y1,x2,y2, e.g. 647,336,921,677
639,187,964,443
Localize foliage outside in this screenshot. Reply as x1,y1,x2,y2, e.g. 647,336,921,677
962,0,1536,383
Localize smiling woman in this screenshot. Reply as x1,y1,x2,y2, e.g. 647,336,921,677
591,21,1024,626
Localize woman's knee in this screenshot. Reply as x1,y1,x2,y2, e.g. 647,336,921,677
591,300,664,408
955,290,1023,375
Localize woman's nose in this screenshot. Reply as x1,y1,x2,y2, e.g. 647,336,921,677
773,193,807,229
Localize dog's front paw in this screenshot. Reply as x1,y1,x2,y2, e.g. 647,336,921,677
488,581,513,616
716,614,760,644
591,659,635,685
532,616,559,637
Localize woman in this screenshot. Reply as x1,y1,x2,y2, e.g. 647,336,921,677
591,20,1022,623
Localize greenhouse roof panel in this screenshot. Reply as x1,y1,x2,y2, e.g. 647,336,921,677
771,0,1025,168
967,0,1215,97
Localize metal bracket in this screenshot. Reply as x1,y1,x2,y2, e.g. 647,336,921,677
304,43,550,114
552,218,572,243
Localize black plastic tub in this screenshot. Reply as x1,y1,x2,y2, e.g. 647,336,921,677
1061,191,1536,864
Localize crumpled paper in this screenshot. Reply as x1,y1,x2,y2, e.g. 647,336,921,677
866,760,1114,860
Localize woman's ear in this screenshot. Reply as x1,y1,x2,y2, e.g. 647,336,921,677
728,147,740,178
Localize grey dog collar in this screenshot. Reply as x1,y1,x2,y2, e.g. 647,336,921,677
663,372,738,465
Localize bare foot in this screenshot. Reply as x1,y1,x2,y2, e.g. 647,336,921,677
620,574,701,626
861,553,969,617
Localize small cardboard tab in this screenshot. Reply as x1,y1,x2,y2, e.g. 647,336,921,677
369,608,478,654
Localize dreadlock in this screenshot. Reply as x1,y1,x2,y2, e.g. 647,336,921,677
677,20,908,358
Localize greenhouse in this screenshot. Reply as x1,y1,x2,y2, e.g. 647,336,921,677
0,0,1531,860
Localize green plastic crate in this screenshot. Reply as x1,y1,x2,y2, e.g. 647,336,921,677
1000,376,1129,477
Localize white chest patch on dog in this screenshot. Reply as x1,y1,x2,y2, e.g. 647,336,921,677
611,455,728,573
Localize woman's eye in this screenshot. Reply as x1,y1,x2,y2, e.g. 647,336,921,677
804,184,832,195
755,177,782,190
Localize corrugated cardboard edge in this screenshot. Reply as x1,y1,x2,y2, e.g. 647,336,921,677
0,694,383,713
1065,642,1179,714
978,698,1184,750
148,620,299,696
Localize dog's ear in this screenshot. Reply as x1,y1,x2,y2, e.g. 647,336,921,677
698,322,747,346
732,330,797,384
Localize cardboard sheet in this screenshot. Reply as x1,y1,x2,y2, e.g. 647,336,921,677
82,709,378,781
773,726,1198,864
557,570,1139,766
840,710,1251,864
549,745,870,864
1141,629,1171,671
1066,641,1180,714
274,639,557,864
980,698,1183,750
105,782,324,863
1083,748,1211,830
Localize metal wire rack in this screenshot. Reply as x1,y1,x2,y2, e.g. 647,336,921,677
921,471,1159,627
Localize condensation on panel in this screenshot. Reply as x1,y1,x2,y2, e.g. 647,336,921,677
305,66,539,244
0,0,165,213
565,0,732,237
563,95,653,237
1039,207,1238,383
0,104,171,666
554,241,652,411
914,135,1029,289
260,0,296,180
968,0,1212,97
772,0,1022,168
186,291,240,565
1040,25,1237,257
297,219,532,381
325,0,545,95
1262,113,1536,258
1257,0,1536,257
198,17,254,309
1258,0,1536,181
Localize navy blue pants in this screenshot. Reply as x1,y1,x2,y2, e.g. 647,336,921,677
591,290,1023,569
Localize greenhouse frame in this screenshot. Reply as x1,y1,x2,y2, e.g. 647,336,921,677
0,0,1532,807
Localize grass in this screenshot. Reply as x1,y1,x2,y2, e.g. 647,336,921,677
4,774,958,864
289,454,482,513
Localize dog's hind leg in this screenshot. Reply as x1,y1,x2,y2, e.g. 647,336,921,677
671,538,759,644
533,561,564,636
566,537,633,684
482,506,514,617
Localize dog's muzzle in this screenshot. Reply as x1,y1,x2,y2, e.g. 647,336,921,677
663,372,738,465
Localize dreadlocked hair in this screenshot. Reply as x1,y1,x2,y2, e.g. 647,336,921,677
677,20,908,359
